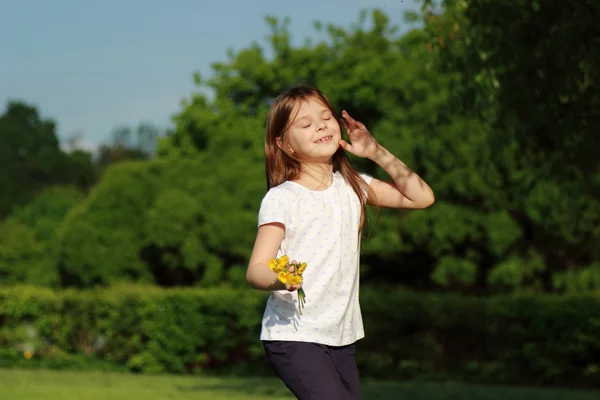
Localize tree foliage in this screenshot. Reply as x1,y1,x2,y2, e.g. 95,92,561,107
1,5,598,293
56,156,264,287
419,0,600,291
0,102,95,218
0,186,84,286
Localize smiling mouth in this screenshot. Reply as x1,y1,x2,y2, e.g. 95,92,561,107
314,136,333,143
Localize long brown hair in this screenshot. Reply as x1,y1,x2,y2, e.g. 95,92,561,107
264,85,376,233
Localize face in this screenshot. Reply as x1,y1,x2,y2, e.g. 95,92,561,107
278,97,341,163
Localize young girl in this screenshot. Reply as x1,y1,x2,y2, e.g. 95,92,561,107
246,85,434,400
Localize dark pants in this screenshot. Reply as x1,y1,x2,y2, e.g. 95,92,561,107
263,340,361,400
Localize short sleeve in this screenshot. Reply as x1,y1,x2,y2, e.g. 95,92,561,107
257,189,288,229
359,172,373,198
360,172,373,186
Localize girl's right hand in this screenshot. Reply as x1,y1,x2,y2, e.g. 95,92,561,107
285,260,303,292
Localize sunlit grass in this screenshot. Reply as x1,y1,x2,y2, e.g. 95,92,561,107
1,368,598,400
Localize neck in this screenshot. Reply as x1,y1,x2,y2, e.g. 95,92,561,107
299,161,334,187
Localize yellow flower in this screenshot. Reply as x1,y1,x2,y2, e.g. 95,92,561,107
271,255,309,315
24,350,33,360
290,275,302,285
269,258,278,271
298,262,307,275
278,271,289,284
278,255,289,269
270,257,288,273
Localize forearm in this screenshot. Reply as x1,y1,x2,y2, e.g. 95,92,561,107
246,262,286,291
370,144,434,206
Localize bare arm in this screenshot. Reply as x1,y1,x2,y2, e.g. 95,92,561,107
246,222,302,292
367,145,435,209
338,109,434,209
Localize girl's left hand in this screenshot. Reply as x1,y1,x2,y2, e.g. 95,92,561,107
338,110,380,160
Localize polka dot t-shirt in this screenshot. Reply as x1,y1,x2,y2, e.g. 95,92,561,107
257,170,372,346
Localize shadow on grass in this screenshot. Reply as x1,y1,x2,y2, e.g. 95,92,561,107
175,377,600,400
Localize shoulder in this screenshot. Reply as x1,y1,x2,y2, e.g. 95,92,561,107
257,182,302,228
258,182,302,215
261,182,299,204
358,172,373,186
337,170,373,192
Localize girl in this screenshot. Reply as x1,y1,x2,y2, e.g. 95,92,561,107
246,85,434,400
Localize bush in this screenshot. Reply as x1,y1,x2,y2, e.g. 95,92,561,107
0,284,270,376
57,157,264,288
358,287,600,388
0,284,599,388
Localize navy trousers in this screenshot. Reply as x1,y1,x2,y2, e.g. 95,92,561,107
263,340,361,400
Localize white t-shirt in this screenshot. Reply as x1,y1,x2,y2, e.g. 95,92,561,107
257,170,372,346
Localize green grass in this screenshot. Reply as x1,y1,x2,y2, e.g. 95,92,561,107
0,368,598,400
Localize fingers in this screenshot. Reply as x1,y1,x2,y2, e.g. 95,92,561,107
286,283,301,292
342,110,354,122
288,260,297,273
342,110,357,127
287,260,299,291
338,139,352,152
340,111,352,131
340,115,350,132
341,110,364,132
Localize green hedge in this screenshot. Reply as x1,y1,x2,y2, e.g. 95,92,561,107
1,285,599,388
0,284,268,376
358,288,600,388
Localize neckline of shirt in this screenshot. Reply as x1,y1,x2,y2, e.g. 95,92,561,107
286,171,341,193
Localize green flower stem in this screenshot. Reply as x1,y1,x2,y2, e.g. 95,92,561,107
297,288,306,315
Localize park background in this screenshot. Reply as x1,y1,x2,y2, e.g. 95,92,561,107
1,0,599,399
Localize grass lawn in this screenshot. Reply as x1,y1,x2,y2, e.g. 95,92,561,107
0,368,598,400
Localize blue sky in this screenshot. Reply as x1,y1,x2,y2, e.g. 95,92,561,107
1,0,420,150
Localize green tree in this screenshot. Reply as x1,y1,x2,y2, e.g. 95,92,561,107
0,101,96,218
0,186,84,286
57,154,264,287
164,7,599,293
420,0,600,291
55,7,599,293
156,9,495,291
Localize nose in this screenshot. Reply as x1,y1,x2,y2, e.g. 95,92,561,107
317,120,327,131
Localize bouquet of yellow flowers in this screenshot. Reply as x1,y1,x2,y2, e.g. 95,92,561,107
269,255,307,314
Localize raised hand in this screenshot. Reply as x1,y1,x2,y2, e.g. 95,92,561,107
338,110,380,160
